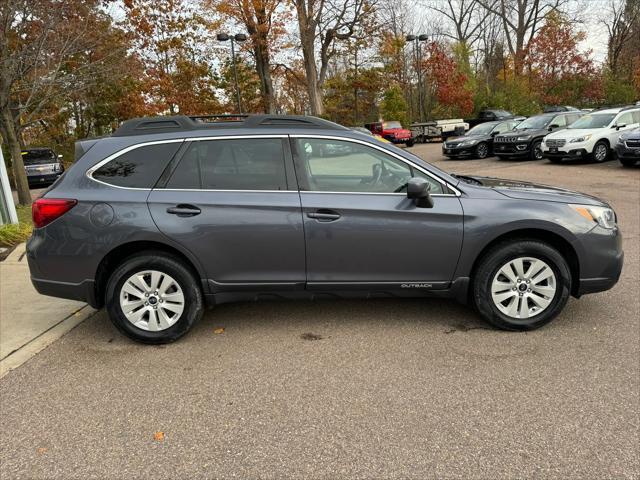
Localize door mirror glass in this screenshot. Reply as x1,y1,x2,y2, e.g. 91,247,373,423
548,124,560,131
407,177,434,208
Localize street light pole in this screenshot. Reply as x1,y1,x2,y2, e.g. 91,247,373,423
406,34,428,123
217,33,247,114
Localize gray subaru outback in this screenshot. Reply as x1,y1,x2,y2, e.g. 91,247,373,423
27,115,623,343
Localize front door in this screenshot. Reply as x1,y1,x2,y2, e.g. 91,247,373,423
147,136,306,292
291,136,464,290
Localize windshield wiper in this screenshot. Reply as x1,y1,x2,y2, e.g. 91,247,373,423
452,174,483,186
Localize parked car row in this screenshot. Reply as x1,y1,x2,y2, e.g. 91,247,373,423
442,105,640,167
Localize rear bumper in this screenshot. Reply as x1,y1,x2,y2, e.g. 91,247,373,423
30,276,99,308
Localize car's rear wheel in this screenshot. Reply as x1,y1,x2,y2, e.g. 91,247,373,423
473,240,571,331
592,141,609,162
476,142,489,159
105,252,203,343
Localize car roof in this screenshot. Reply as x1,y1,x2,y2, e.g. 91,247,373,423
112,114,349,138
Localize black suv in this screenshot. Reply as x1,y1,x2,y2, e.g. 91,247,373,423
26,114,623,343
616,127,640,167
493,112,583,160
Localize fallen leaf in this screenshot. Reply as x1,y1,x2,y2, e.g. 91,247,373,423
37,447,47,454
213,327,225,335
153,431,165,441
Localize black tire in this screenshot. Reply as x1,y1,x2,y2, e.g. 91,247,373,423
475,142,489,159
406,138,415,147
472,240,571,331
530,140,543,160
592,141,609,163
620,157,639,167
105,251,204,344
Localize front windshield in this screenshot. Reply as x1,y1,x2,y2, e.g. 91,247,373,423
467,123,497,135
569,113,616,129
383,121,402,129
22,150,56,165
514,116,551,130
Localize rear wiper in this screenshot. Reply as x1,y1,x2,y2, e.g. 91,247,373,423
452,174,483,186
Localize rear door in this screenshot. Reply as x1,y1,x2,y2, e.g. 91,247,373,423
147,135,306,292
292,136,464,290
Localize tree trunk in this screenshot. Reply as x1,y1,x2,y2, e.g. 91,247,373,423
295,1,324,116
1,106,31,205
253,43,276,114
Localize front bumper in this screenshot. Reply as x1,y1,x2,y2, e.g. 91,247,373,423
575,226,623,296
494,143,530,157
543,148,589,161
27,172,61,185
615,144,640,160
442,145,477,157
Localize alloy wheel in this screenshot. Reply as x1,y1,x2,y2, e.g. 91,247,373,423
119,270,185,331
491,257,556,320
594,144,608,162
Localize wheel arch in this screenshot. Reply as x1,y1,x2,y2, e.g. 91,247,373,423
468,228,581,298
94,240,206,309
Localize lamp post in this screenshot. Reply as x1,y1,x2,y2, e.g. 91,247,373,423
406,34,428,122
217,32,247,114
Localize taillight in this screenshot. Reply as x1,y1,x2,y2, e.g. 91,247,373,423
32,198,77,228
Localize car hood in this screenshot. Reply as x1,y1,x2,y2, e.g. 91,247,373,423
465,175,606,205
620,128,640,140
547,128,597,139
446,134,489,143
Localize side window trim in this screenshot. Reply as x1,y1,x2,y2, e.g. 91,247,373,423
86,139,184,190
289,134,459,196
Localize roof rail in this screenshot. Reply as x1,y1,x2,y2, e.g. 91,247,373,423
112,114,347,137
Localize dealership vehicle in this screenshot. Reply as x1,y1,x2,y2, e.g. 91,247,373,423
410,118,469,142
543,106,581,113
27,114,623,343
21,148,65,187
442,119,521,159
494,111,583,160
543,107,640,163
615,127,640,167
365,120,415,146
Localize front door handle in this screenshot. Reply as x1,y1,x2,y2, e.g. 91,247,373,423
307,209,341,222
166,204,201,217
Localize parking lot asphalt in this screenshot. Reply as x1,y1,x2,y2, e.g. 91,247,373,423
1,145,638,479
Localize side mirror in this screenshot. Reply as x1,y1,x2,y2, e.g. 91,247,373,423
407,177,434,208
548,124,559,131
615,124,626,130
490,131,498,137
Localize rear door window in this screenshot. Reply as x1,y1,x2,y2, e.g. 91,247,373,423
92,142,182,188
166,138,288,190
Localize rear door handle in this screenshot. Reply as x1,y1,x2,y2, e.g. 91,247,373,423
166,204,201,217
307,209,341,222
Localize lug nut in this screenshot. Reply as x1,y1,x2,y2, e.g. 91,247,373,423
153,306,157,310
145,302,148,306
145,293,149,297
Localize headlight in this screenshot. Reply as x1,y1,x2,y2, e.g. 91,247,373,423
570,135,591,143
459,140,477,146
569,204,616,229
516,135,531,141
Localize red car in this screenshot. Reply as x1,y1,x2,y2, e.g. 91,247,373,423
365,121,415,147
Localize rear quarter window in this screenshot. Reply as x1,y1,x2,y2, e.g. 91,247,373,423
92,142,182,188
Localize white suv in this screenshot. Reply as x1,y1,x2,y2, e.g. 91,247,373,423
542,107,640,163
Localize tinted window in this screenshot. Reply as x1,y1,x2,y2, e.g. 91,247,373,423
93,142,181,188
294,138,444,194
22,149,56,165
166,138,287,190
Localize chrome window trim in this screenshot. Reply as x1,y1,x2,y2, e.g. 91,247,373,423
86,134,462,196
289,134,461,196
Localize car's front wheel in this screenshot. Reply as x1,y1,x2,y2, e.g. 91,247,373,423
592,141,609,162
530,140,543,160
473,240,571,331
620,157,638,167
476,142,489,159
105,252,204,343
